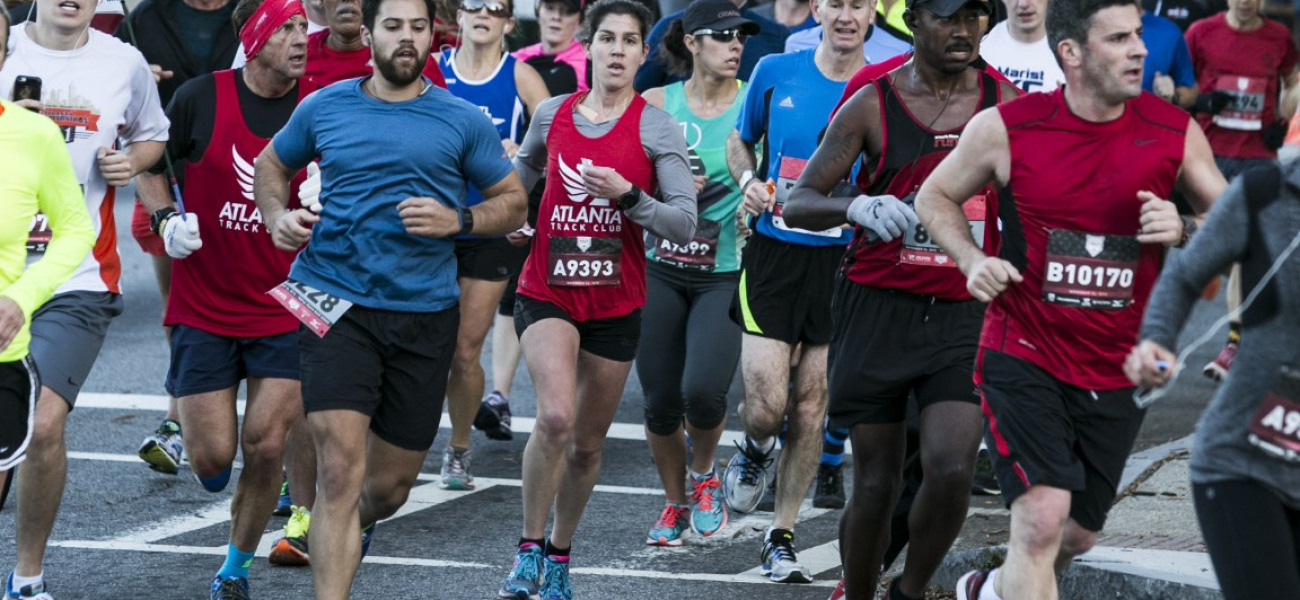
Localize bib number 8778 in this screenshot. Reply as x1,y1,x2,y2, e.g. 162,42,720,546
1045,262,1134,289
553,259,615,278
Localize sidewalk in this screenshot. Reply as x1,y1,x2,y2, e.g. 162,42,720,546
932,435,1223,599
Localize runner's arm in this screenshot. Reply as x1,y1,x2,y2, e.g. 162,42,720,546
467,172,528,237
622,107,697,245
1176,119,1226,216
515,60,551,118
784,85,878,231
2,125,95,330
513,95,563,196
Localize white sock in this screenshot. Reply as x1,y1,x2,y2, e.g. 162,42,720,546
9,572,42,592
750,436,776,454
687,468,712,481
978,568,1003,600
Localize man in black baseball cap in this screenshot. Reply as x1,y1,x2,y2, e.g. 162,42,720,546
906,0,992,16
682,0,760,35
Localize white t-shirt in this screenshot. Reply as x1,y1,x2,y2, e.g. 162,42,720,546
980,22,1064,93
0,25,169,295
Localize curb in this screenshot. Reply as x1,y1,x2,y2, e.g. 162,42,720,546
934,547,1222,600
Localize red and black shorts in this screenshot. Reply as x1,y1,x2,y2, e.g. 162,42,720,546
0,357,38,472
978,349,1146,532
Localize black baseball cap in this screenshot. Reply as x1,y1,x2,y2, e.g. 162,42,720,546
906,0,991,17
683,0,759,35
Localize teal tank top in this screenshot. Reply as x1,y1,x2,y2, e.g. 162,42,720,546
646,80,747,273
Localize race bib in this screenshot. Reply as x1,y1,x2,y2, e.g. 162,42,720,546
547,235,621,286
649,219,720,272
268,279,354,338
1247,367,1300,463
1213,75,1266,131
771,157,843,238
26,213,51,255
901,194,986,268
1041,230,1139,310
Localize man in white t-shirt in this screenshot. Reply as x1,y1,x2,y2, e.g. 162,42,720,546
980,0,1063,92
0,0,168,596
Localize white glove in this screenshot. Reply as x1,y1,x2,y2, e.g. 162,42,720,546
298,162,322,213
846,194,918,243
163,213,203,259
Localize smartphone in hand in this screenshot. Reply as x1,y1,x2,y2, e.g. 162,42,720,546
12,76,42,111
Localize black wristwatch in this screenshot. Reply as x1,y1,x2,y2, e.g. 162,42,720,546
1177,215,1198,248
457,206,474,236
149,206,178,235
617,185,642,211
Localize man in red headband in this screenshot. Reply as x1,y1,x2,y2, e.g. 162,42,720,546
134,0,317,597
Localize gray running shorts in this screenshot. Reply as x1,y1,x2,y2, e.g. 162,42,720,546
29,291,124,407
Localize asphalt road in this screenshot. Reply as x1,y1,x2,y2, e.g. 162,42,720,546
0,188,1227,599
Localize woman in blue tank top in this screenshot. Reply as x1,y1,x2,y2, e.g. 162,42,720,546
636,0,757,547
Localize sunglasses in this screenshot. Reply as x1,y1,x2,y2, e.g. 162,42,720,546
692,28,747,43
461,0,511,18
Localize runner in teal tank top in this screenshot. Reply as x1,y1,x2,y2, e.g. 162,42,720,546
636,0,759,549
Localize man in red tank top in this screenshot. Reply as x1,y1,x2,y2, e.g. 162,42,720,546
786,2,1017,598
914,1,1226,599
134,0,319,597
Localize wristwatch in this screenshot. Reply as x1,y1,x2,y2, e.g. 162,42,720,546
457,206,474,236
150,206,178,235
738,169,756,191
1177,215,1198,248
617,185,642,211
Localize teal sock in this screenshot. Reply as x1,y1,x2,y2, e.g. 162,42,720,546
217,543,255,580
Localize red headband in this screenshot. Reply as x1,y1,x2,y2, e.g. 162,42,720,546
239,0,306,63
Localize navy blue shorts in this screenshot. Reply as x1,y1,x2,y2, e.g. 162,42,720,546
165,325,300,397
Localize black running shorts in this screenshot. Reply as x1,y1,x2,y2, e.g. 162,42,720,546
300,305,459,451
456,237,524,282
729,233,842,345
977,349,1146,532
513,295,641,362
0,358,38,471
828,278,982,427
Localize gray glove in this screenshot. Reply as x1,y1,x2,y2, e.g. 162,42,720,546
846,194,917,243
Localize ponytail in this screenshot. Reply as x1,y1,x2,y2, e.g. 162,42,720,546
661,18,692,77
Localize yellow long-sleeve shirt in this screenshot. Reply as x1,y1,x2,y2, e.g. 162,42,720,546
0,99,95,362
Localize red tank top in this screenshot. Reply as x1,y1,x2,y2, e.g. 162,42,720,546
304,31,450,88
517,92,658,321
842,71,1002,299
981,89,1187,390
165,70,315,337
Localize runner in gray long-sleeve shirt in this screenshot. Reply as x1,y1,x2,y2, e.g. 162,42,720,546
1128,163,1300,600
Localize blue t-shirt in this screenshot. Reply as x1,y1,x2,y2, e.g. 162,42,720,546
634,8,790,92
271,79,514,312
440,48,525,208
737,49,853,246
1141,12,1196,93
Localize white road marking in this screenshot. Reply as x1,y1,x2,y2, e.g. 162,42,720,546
76,392,855,455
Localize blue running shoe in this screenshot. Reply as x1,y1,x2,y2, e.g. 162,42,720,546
273,475,292,517
689,473,727,537
5,574,54,599
209,575,250,600
538,556,571,600
498,544,544,599
360,523,376,559
646,503,689,546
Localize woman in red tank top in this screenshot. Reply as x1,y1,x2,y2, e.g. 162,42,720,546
498,0,698,598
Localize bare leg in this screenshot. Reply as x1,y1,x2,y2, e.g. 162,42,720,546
490,313,524,397
447,277,509,450
518,318,581,540
229,378,301,551
307,409,370,600
996,485,1072,600
14,388,70,577
772,345,828,531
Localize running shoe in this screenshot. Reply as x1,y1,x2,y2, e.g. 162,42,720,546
272,476,292,517
360,522,376,559
688,473,726,536
956,569,992,600
498,544,544,599
208,575,250,600
137,419,184,475
760,528,812,584
813,463,846,509
970,448,1001,496
722,438,773,514
755,470,777,513
538,556,572,600
475,391,514,441
1202,342,1237,382
827,578,846,600
5,574,53,600
646,503,690,546
440,446,475,490
268,505,310,566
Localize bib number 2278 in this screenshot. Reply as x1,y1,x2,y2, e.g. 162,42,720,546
268,280,353,338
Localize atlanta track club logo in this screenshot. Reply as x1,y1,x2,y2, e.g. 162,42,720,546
558,155,611,207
